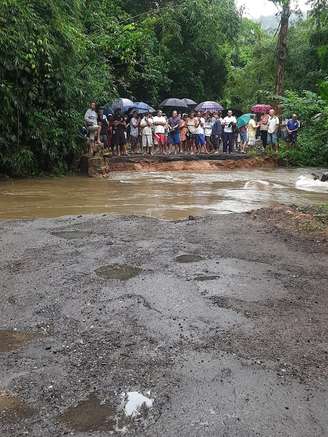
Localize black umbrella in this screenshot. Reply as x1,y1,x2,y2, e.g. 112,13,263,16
183,98,197,107
160,98,188,109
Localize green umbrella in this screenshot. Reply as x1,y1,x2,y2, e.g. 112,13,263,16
237,113,252,129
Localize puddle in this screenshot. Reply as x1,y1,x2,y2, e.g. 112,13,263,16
194,275,220,282
59,394,118,432
59,391,154,433
0,392,34,423
52,230,91,240
123,391,153,418
176,254,205,263
0,330,34,352
95,264,142,281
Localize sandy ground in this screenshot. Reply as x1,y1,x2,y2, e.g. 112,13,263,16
0,210,328,436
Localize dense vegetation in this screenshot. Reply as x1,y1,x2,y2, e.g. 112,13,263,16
0,0,327,176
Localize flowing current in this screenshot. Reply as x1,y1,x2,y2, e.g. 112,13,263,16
0,168,327,220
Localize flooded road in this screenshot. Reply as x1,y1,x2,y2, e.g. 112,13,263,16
0,168,327,220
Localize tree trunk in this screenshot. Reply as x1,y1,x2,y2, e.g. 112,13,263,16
275,2,291,96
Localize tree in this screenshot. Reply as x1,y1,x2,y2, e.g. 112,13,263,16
271,0,292,96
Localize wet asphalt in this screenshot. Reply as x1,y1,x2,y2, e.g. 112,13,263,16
0,213,328,436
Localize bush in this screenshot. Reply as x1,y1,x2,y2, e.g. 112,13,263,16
279,90,328,166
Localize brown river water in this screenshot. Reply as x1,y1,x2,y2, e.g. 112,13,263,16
0,168,327,220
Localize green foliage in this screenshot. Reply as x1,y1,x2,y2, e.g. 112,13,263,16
0,0,328,176
278,90,328,166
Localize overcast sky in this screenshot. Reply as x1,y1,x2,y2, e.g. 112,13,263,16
236,0,310,18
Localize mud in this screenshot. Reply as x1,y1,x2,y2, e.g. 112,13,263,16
0,330,35,353
0,211,328,436
0,392,34,423
95,264,143,281
104,155,275,174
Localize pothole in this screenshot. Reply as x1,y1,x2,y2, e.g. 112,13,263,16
0,392,34,423
194,275,220,281
95,264,142,281
0,330,35,352
59,391,154,433
175,255,205,263
59,394,118,432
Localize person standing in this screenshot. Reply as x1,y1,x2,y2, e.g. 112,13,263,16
204,114,213,153
195,112,206,154
168,110,181,155
129,111,140,153
187,112,197,155
140,113,154,155
247,114,258,148
84,101,102,155
223,110,237,154
179,114,189,153
287,114,300,145
239,125,248,154
153,110,167,154
211,114,222,153
259,112,269,149
97,107,109,150
112,110,127,156
267,109,280,149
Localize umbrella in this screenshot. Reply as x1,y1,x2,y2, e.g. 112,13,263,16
112,98,135,113
183,98,197,107
133,102,156,114
195,101,224,112
251,104,272,114
103,104,113,117
160,98,188,109
237,113,252,129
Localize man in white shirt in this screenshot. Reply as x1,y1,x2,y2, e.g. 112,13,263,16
153,110,167,154
195,111,206,153
267,109,280,149
223,110,237,154
140,113,154,155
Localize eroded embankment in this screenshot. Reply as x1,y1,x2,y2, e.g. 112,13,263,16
81,154,275,176
0,208,328,436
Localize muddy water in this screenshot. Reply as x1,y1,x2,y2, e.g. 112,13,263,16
0,168,327,220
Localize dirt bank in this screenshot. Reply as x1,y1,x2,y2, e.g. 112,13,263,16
0,207,327,436
81,154,275,176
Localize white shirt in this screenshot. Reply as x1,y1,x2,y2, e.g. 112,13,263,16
130,117,139,137
268,116,279,134
140,117,153,136
153,116,167,134
85,109,98,126
204,120,213,137
195,117,205,135
223,116,237,133
187,118,197,135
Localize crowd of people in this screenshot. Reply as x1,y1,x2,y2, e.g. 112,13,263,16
84,101,300,156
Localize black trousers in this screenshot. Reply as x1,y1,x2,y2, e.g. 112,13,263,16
260,130,268,148
223,132,234,153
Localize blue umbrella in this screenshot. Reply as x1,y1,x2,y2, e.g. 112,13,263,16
195,101,224,112
133,102,156,114
237,113,252,129
112,98,134,113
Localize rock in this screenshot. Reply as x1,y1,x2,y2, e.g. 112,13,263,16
321,172,328,182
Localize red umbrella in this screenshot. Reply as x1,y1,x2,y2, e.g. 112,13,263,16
251,104,272,114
